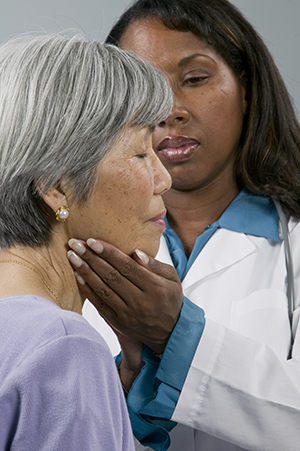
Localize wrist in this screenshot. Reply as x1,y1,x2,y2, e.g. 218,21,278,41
117,360,144,394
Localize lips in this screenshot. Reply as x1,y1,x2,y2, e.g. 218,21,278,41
157,136,199,162
149,210,167,228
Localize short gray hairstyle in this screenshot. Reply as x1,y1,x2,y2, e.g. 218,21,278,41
0,34,173,248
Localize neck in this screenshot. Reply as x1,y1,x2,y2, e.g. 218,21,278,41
0,234,83,313
163,178,239,257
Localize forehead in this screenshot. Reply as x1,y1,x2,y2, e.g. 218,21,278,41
119,18,218,71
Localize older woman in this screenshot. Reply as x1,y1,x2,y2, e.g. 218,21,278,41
0,34,173,450
70,0,300,450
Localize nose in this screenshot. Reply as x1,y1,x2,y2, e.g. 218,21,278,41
152,152,172,195
157,97,190,128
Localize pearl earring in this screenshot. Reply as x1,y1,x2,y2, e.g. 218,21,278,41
55,206,70,222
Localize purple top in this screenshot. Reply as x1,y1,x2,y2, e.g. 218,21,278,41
0,294,134,451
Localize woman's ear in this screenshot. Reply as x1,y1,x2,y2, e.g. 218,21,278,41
37,185,68,215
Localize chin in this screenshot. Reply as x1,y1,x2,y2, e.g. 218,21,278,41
124,228,164,258
140,238,161,259
127,237,161,259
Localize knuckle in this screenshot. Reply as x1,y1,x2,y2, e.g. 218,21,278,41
106,268,122,285
93,298,106,311
97,285,112,301
120,259,136,277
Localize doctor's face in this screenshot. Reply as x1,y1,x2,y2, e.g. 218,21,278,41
120,19,246,193
68,126,171,257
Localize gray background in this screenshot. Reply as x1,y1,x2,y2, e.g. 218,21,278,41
0,0,299,116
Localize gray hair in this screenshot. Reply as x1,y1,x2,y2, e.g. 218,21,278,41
0,34,173,248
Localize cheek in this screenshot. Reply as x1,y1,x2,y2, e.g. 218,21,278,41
105,167,154,217
204,89,244,145
218,76,245,122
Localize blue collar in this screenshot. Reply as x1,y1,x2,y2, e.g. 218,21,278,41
163,189,280,281
217,188,280,242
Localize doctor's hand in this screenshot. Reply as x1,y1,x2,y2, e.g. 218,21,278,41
67,238,183,355
115,331,144,393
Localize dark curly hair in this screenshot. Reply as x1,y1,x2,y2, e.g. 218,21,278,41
107,0,300,217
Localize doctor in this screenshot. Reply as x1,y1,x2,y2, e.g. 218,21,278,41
68,0,300,450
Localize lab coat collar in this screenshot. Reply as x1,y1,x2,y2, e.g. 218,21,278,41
180,228,257,290
157,229,258,290
158,189,281,289
218,189,280,243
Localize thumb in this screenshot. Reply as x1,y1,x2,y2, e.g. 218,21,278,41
133,248,179,282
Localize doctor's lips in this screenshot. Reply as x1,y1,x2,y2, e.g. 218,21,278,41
157,136,199,162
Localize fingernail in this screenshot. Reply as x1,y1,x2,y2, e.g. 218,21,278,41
67,250,83,268
87,238,103,254
135,249,149,264
74,271,86,286
68,239,86,256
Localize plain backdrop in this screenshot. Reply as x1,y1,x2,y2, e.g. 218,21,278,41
0,0,299,116
0,0,298,354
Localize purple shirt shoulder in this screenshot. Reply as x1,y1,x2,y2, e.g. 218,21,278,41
0,295,134,451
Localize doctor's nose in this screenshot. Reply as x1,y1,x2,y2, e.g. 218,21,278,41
157,98,190,128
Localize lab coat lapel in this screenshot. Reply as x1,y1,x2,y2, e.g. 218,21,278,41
156,236,174,265
182,229,257,290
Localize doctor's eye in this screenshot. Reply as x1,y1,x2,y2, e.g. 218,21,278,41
183,76,207,86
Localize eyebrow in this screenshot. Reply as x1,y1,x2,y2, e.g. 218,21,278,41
178,53,216,67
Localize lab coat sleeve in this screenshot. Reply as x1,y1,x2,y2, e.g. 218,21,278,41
170,219,300,450
125,297,205,451
172,316,300,451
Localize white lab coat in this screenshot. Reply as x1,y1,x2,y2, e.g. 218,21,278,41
83,216,300,451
